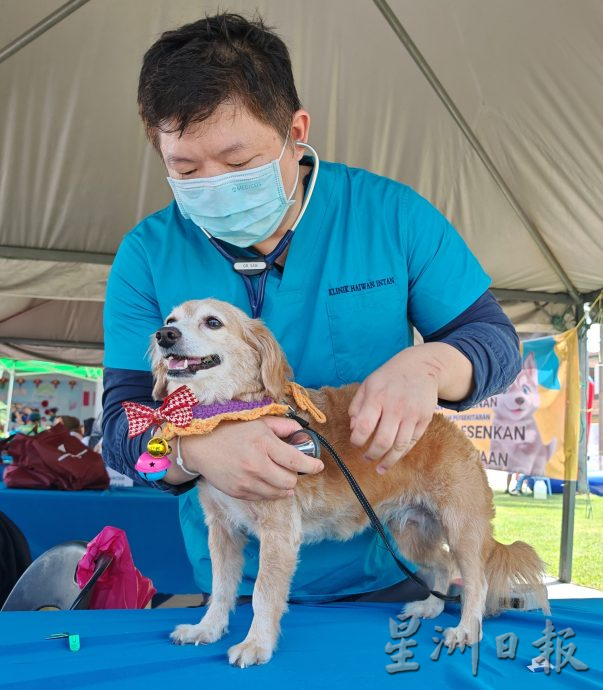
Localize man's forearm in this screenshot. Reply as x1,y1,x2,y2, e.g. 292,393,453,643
422,291,522,411
413,341,474,402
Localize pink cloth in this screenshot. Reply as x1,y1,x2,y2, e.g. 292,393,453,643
76,526,156,609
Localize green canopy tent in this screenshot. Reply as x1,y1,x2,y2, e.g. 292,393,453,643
0,357,102,435
0,358,102,381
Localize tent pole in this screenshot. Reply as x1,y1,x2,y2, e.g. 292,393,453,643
559,307,587,582
372,0,581,304
4,362,16,436
559,480,576,583
577,322,589,493
94,378,104,420
600,315,603,471
0,0,91,65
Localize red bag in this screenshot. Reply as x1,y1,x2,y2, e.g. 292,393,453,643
3,424,109,491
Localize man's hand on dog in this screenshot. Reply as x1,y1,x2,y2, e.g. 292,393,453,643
348,342,473,474
177,417,324,500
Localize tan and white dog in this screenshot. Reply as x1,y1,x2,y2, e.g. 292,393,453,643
150,298,549,668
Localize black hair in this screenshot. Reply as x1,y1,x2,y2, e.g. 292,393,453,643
138,12,301,151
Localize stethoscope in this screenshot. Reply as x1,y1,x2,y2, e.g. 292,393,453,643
198,143,320,318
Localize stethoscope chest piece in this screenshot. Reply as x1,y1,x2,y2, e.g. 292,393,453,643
285,429,321,460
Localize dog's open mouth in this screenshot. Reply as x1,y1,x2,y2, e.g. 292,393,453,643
165,354,221,376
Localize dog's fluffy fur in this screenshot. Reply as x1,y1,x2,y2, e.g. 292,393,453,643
151,299,549,668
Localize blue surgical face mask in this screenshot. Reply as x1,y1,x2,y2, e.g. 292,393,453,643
166,136,300,247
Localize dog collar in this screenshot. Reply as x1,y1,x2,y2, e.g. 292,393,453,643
193,397,274,418
126,382,326,480
162,396,291,440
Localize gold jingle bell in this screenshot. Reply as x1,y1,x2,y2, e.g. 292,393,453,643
147,436,171,457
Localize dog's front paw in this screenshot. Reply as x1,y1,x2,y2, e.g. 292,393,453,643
170,621,227,646
443,620,482,650
404,595,445,619
228,637,274,668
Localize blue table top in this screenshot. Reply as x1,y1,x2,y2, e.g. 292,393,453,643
0,480,172,502
0,598,600,689
0,481,196,594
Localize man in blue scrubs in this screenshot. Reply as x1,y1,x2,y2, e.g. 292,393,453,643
103,13,520,603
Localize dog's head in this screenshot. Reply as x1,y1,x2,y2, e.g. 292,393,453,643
496,351,540,422
150,299,291,404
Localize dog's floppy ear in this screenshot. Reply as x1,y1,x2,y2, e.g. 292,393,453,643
243,319,292,401
149,333,169,401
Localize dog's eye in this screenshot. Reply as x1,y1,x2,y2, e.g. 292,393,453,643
165,317,176,325
205,316,223,330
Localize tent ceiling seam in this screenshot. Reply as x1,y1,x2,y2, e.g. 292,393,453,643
0,337,102,349
492,288,579,305
0,0,92,65
0,245,114,265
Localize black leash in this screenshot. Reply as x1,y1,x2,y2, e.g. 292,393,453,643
287,411,461,604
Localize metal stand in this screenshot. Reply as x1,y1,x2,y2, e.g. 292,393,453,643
559,309,588,582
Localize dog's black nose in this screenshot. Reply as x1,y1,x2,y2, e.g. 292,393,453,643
515,396,525,405
156,326,182,348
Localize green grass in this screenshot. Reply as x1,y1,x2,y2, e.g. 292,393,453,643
492,490,603,591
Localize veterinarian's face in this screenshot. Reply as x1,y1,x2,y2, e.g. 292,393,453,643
158,102,303,196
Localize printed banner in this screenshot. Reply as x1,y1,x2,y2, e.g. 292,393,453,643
441,329,580,480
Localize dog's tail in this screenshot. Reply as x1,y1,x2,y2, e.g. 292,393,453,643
484,537,550,615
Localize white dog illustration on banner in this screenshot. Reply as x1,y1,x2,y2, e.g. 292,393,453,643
490,351,557,476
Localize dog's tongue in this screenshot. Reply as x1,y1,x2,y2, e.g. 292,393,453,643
168,357,202,370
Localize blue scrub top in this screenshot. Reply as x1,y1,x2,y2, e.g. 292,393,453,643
104,159,491,601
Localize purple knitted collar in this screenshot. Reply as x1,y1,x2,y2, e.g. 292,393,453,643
191,397,274,420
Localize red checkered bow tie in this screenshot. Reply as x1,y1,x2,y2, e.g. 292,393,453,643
122,386,198,438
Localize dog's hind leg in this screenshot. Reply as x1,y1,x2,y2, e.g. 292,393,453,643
171,514,246,646
228,505,302,668
389,508,453,620
441,506,489,649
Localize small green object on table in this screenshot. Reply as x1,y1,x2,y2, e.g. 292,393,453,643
45,632,80,652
